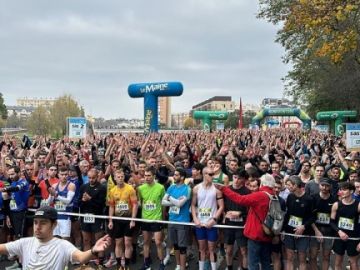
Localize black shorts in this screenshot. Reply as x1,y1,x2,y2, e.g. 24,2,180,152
271,237,282,253
224,227,247,247
80,216,103,233
333,239,359,257
9,211,26,238
141,222,163,232
109,220,134,239
71,207,80,222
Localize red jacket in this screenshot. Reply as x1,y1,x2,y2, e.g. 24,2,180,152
222,186,274,242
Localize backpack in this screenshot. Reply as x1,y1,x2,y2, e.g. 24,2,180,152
255,191,286,236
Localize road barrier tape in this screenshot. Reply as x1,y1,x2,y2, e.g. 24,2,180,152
28,209,360,241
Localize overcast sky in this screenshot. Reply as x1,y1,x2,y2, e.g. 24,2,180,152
0,0,289,119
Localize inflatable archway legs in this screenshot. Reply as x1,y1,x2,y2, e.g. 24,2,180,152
252,108,311,130
193,111,229,131
128,82,183,133
316,111,357,136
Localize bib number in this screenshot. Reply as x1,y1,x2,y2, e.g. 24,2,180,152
144,201,156,211
9,200,17,210
338,217,354,231
54,201,66,211
288,215,303,228
116,202,129,213
199,208,211,222
84,214,95,224
230,216,243,223
169,206,180,215
40,200,49,207
316,213,330,225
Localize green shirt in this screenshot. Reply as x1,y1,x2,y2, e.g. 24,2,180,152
138,182,165,220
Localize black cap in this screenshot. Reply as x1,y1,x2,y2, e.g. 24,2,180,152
320,178,332,186
68,165,76,171
34,206,58,220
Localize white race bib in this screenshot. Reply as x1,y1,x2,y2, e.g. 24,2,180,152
40,200,49,207
144,201,157,211
9,200,17,210
338,217,354,231
83,214,95,224
54,201,66,211
316,212,330,225
288,215,303,228
116,201,129,213
169,206,180,215
230,216,243,223
198,208,212,222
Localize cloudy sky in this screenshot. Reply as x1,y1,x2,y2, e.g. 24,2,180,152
0,0,289,119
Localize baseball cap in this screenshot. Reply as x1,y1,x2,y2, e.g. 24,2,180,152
34,206,58,220
345,155,353,161
319,178,332,186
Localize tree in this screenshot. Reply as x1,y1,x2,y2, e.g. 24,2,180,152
26,106,52,136
0,93,7,120
258,0,360,118
183,117,195,129
6,113,26,128
224,110,257,129
50,95,84,137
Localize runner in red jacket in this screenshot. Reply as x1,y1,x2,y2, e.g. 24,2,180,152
217,173,275,270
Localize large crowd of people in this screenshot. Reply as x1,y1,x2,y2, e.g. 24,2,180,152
0,128,359,270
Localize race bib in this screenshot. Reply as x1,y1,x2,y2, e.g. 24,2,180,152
198,208,212,222
40,200,49,207
230,216,243,223
144,201,157,211
338,217,354,231
116,201,129,213
54,201,66,211
9,200,17,210
83,214,95,224
288,215,303,228
316,213,330,225
169,206,180,215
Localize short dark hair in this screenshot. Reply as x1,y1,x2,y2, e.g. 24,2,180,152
175,168,187,179
287,175,304,188
339,181,355,191
145,166,156,176
9,165,20,174
234,169,249,179
192,163,204,172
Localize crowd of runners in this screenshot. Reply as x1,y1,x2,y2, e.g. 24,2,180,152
0,129,359,270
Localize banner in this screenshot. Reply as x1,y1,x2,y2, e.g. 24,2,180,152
346,123,360,151
67,117,87,139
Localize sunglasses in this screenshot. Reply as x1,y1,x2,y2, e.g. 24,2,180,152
205,172,214,176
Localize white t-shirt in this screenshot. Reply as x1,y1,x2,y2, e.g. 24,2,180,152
5,237,77,270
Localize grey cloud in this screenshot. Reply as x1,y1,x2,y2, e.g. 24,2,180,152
0,0,288,119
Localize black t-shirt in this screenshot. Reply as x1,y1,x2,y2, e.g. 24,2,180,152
335,200,359,237
312,193,336,235
284,192,314,234
224,185,251,225
79,182,106,215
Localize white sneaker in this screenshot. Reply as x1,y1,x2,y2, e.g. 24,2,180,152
175,265,181,270
163,254,171,265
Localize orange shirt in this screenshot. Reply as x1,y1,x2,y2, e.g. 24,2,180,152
108,183,137,217
38,178,59,199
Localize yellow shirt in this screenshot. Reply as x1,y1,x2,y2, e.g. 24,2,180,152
108,183,137,216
